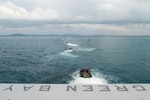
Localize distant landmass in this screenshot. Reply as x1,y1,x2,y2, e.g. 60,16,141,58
5,33,89,37
1,33,150,37
10,33,27,36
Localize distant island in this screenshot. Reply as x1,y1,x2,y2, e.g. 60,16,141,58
10,33,27,36
6,33,87,37
1,33,150,37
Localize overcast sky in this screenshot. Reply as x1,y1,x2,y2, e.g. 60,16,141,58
0,0,150,35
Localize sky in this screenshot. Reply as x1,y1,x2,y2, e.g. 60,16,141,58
0,0,150,35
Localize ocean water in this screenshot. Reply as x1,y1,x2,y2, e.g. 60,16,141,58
0,36,150,84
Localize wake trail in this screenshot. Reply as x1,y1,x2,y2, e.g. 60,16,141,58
60,50,78,58
69,69,108,84
66,43,79,47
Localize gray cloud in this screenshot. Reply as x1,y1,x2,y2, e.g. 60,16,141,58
0,0,150,35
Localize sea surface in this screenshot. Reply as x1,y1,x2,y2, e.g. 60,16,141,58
0,36,150,84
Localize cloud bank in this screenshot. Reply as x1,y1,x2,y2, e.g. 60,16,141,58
0,0,150,35
0,1,59,20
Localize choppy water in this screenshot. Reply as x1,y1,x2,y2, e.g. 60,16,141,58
0,36,150,84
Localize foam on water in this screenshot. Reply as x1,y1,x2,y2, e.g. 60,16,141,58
69,69,107,84
76,48,96,51
60,50,78,57
67,43,79,47
66,37,71,39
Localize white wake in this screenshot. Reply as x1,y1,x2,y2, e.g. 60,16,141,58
76,48,96,51
69,70,107,84
66,43,79,47
60,50,78,58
